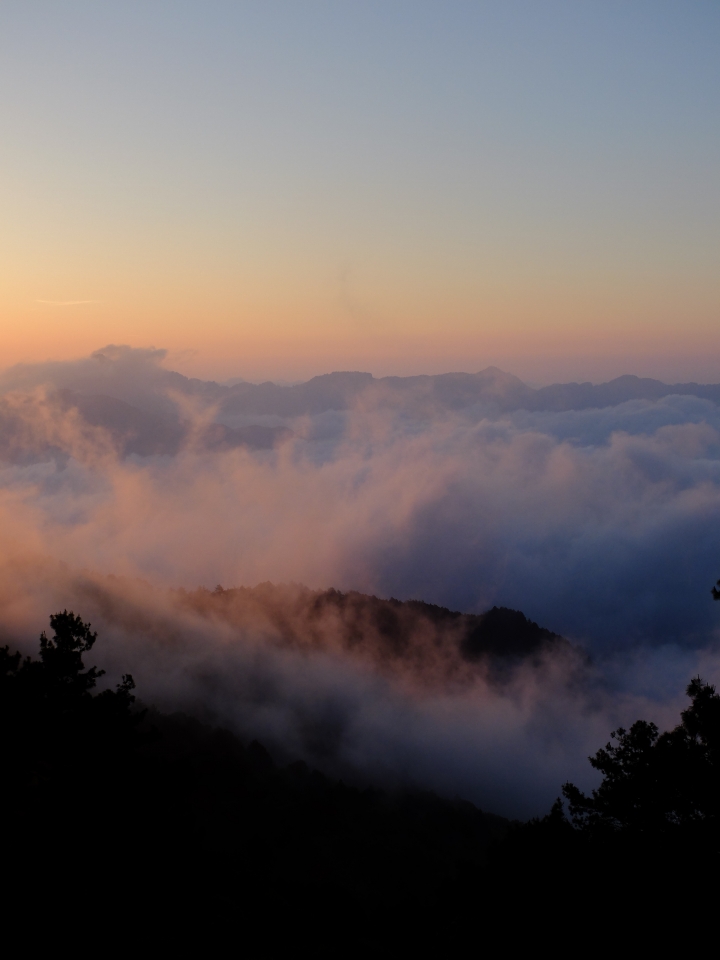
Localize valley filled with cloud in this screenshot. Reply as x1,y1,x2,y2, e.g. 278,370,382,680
1,345,719,817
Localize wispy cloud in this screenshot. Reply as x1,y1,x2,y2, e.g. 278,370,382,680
35,299,99,305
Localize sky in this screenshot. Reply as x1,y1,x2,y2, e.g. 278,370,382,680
1,1,719,384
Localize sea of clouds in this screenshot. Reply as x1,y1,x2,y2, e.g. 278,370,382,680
1,346,719,817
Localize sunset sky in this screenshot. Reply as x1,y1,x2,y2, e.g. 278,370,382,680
2,1,719,383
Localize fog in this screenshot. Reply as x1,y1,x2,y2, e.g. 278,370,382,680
1,345,719,816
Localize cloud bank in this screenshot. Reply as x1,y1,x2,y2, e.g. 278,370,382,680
1,345,719,816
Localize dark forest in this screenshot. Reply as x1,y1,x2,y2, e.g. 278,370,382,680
2,603,717,949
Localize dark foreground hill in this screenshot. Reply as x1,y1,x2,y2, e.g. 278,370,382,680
2,611,715,947
1,612,510,944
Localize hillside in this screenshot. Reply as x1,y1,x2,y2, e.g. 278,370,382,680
184,583,571,687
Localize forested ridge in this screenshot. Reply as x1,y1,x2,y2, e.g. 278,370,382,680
1,609,717,945
182,583,571,689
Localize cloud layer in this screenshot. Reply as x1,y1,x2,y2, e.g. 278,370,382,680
1,346,720,815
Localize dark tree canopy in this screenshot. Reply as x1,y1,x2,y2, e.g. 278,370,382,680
552,578,720,845
561,678,720,845
0,611,507,947
2,608,717,944
491,676,720,941
0,611,139,794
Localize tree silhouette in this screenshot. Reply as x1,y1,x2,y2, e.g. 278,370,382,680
0,610,138,796
561,677,720,846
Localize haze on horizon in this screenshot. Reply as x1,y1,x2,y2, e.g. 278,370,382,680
1,1,719,385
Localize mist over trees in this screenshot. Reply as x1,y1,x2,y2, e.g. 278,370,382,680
2,606,717,943
0,611,504,943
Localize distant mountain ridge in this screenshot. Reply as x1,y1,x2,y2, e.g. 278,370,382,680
3,351,720,461
152,366,720,416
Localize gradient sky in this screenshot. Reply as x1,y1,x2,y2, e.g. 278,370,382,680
1,1,719,383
